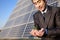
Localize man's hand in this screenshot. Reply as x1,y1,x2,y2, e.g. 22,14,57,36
30,29,39,37
30,28,45,37
36,28,45,37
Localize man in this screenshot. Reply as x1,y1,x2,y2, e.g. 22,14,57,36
30,0,60,40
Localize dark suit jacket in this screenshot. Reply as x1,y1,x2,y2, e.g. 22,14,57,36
33,5,60,38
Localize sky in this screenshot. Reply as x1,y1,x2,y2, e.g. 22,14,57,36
0,0,18,29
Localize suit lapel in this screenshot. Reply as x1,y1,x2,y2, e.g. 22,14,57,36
45,6,52,27
38,11,47,28
38,6,52,29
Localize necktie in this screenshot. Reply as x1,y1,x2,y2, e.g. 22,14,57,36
43,13,48,34
43,13,45,21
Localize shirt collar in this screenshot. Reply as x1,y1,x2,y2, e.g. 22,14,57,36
41,7,47,14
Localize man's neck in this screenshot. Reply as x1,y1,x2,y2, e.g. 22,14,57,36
42,6,46,12
41,6,47,14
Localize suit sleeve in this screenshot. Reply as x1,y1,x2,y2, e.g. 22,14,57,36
33,14,40,30
55,9,60,35
48,8,60,36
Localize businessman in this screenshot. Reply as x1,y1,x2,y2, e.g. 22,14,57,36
30,0,60,40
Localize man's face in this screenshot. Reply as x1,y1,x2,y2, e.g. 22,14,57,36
33,0,46,11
